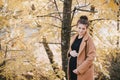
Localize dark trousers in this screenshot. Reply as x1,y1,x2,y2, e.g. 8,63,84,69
69,57,77,80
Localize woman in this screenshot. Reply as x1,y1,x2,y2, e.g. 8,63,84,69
67,15,96,80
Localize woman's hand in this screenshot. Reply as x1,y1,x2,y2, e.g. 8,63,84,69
73,69,79,74
70,50,78,57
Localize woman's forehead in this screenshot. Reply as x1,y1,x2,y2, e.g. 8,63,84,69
77,24,87,27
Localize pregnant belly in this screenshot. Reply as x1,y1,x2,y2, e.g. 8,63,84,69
69,57,77,69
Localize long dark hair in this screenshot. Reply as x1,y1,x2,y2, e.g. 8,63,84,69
77,15,89,28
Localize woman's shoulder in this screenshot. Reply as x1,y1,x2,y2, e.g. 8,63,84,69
87,35,95,46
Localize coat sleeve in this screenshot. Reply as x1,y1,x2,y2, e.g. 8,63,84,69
67,48,71,57
67,38,72,58
76,37,96,74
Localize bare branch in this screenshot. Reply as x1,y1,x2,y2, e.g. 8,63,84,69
71,18,111,27
6,36,20,44
75,0,91,9
89,18,110,22
70,3,91,25
71,24,77,27
53,0,62,19
59,0,64,2
39,42,61,44
1,49,25,52
76,8,97,13
76,3,90,9
71,7,76,24
38,15,62,21
7,50,26,52
42,37,61,79
39,1,51,11
37,12,63,21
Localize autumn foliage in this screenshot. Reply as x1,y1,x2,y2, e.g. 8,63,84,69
0,0,120,80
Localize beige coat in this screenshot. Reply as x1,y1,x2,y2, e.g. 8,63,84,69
67,32,96,80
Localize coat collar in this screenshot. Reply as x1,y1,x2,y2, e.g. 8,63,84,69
78,31,89,56
72,31,89,43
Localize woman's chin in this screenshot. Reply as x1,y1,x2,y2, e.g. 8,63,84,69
79,33,83,36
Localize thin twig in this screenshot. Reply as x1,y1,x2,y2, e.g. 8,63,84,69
39,42,61,44
76,8,97,13
89,18,110,22
6,36,20,44
59,0,64,2
39,1,51,11
76,3,90,9
71,7,76,25
37,12,62,21
53,0,62,19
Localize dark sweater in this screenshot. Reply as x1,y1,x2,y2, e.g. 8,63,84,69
69,35,83,80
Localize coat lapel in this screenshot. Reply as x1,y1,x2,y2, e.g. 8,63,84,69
69,31,89,56
78,32,89,56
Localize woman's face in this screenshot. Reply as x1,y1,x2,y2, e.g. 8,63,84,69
77,24,87,36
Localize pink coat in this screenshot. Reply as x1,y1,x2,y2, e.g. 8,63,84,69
67,32,96,80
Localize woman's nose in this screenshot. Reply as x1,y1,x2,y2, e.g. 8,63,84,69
79,29,82,32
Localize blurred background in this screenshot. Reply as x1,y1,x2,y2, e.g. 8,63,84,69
0,0,120,80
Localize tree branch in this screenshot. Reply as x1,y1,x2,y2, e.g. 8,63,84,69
53,0,62,19
89,18,110,22
37,12,62,21
76,8,97,13
39,1,51,11
76,3,90,9
42,37,61,79
71,7,76,24
70,2,92,25
39,42,61,44
0,49,26,52
59,0,64,2
6,36,20,44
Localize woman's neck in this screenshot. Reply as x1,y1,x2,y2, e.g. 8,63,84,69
78,34,83,39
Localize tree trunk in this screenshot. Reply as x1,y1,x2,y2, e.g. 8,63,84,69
61,0,72,79
42,37,62,79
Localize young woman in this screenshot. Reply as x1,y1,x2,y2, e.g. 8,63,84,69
67,15,96,80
